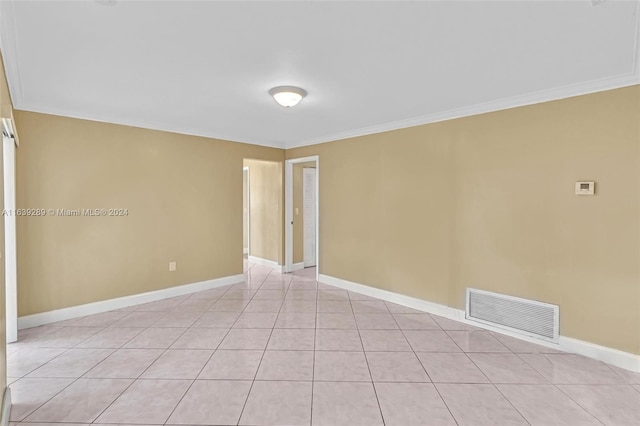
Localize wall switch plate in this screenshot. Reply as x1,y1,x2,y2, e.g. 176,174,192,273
575,181,595,195
295,208,299,215
169,261,177,271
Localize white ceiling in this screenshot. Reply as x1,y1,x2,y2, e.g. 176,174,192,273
1,0,638,149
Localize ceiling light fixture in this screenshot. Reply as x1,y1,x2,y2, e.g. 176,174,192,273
269,86,307,108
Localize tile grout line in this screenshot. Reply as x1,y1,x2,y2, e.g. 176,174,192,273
12,309,159,422
58,289,225,423
15,322,143,422
460,355,534,425
13,261,278,425
601,356,637,382
227,261,276,426
453,332,535,425
158,284,253,426
347,291,387,426
9,355,80,421
86,292,228,425
309,271,319,426
439,324,540,426
235,267,284,426
157,257,269,425
512,348,622,424
552,384,607,426
388,306,460,426
487,375,535,424
80,315,165,424
10,323,118,422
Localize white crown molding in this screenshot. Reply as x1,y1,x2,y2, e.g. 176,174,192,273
8,102,289,150
319,273,640,373
17,273,245,330
289,72,640,149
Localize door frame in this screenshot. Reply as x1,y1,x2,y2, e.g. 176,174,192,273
284,155,319,280
3,133,17,343
243,166,250,256
302,167,317,268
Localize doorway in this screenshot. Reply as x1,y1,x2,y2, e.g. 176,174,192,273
243,159,284,270
285,156,319,280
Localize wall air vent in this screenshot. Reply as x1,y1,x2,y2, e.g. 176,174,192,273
466,288,559,342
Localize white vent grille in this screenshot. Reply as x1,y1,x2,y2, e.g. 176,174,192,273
466,288,559,342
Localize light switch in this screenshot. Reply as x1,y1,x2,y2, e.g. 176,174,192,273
575,181,595,195
295,208,299,215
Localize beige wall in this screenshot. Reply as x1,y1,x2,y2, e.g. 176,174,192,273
0,53,10,393
243,159,283,264
15,111,284,316
293,162,316,264
287,85,640,355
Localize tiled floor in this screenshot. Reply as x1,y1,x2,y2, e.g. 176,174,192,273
7,260,640,425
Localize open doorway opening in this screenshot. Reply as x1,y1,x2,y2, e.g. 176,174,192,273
243,159,284,272
285,156,319,281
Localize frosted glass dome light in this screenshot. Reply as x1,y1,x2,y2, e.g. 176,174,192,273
269,86,307,108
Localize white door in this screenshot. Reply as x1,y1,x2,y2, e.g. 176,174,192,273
3,135,17,343
303,168,316,267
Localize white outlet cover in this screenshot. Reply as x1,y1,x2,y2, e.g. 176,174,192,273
575,181,595,195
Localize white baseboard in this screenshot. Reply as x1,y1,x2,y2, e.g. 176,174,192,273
319,274,640,373
558,336,640,374
248,256,284,273
18,274,245,330
0,387,10,426
319,274,459,319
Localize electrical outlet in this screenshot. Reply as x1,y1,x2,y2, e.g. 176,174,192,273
169,261,177,272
